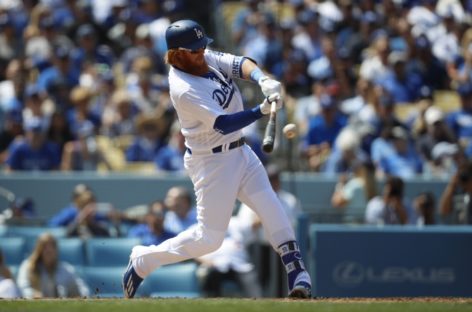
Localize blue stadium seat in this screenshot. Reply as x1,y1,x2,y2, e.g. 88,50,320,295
80,267,124,298
57,238,86,266
8,265,19,279
0,237,26,266
85,238,140,267
140,261,201,298
0,225,6,237
16,227,69,256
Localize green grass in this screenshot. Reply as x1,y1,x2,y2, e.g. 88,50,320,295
1,298,472,312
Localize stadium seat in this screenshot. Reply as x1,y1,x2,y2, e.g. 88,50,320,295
140,261,201,298
85,238,141,267
17,228,69,256
57,238,86,267
80,267,124,298
0,225,6,237
8,265,19,279
0,237,26,266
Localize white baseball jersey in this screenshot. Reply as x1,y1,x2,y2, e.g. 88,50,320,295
168,50,245,153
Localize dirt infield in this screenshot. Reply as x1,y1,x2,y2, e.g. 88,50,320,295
307,297,472,303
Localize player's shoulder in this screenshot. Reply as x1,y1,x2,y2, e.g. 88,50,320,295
168,67,192,91
205,49,226,58
204,49,235,63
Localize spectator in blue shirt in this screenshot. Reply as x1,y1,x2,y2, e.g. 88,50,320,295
0,109,23,164
48,183,109,227
127,200,176,246
231,0,273,49
163,186,197,234
5,117,61,171
65,189,111,238
67,86,101,139
242,13,282,70
303,94,348,171
154,121,185,172
322,127,369,176
379,51,424,104
372,126,423,179
69,24,114,71
36,46,79,96
126,114,165,162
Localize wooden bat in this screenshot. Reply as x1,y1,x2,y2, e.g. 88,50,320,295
262,99,277,153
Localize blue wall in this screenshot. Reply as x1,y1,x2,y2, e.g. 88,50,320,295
309,225,472,297
0,172,193,218
0,172,449,220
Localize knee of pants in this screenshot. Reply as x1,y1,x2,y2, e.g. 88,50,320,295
192,229,225,256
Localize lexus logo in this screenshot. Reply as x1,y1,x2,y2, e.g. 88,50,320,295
332,261,455,287
333,261,364,286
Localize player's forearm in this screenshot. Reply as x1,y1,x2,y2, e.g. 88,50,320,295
241,57,261,81
213,106,263,135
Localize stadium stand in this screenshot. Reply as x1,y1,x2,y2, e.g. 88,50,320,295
57,238,86,267
140,261,201,298
85,238,141,267
0,237,25,267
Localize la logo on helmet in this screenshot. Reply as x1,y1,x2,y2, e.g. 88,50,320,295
194,28,203,39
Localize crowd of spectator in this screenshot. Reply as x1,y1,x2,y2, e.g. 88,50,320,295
1,1,472,212
228,0,472,181
226,0,472,225
0,0,191,173
0,0,472,180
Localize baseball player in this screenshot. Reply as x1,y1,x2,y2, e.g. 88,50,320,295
123,19,312,299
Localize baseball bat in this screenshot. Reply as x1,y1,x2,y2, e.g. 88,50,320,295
262,100,277,153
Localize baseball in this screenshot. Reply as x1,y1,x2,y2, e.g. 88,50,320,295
283,123,297,139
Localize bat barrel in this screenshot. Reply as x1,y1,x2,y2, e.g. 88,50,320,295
262,119,276,153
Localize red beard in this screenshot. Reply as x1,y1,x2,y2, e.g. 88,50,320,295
175,53,209,76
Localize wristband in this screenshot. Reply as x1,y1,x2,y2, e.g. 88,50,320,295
250,68,264,83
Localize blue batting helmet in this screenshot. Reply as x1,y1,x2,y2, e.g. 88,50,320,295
165,19,213,51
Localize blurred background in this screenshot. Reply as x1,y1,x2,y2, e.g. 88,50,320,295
0,0,471,300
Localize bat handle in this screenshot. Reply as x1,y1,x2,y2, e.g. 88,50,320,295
270,99,277,114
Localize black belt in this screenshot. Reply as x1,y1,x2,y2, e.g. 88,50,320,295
187,137,245,155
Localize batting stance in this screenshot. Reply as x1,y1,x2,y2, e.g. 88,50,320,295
123,19,312,299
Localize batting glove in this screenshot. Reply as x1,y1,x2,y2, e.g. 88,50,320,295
260,92,283,115
258,76,282,97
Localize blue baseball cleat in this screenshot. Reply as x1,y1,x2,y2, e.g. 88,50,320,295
122,260,143,298
288,271,312,299
289,283,312,299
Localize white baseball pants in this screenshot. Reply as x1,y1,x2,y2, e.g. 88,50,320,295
131,144,295,278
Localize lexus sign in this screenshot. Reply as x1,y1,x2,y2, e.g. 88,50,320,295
333,261,456,287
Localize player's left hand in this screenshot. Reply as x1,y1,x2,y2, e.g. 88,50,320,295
260,92,283,114
258,76,282,97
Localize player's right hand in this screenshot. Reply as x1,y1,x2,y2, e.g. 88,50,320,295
258,76,282,97
260,92,283,115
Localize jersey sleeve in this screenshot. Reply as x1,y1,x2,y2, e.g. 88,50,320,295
207,50,245,79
